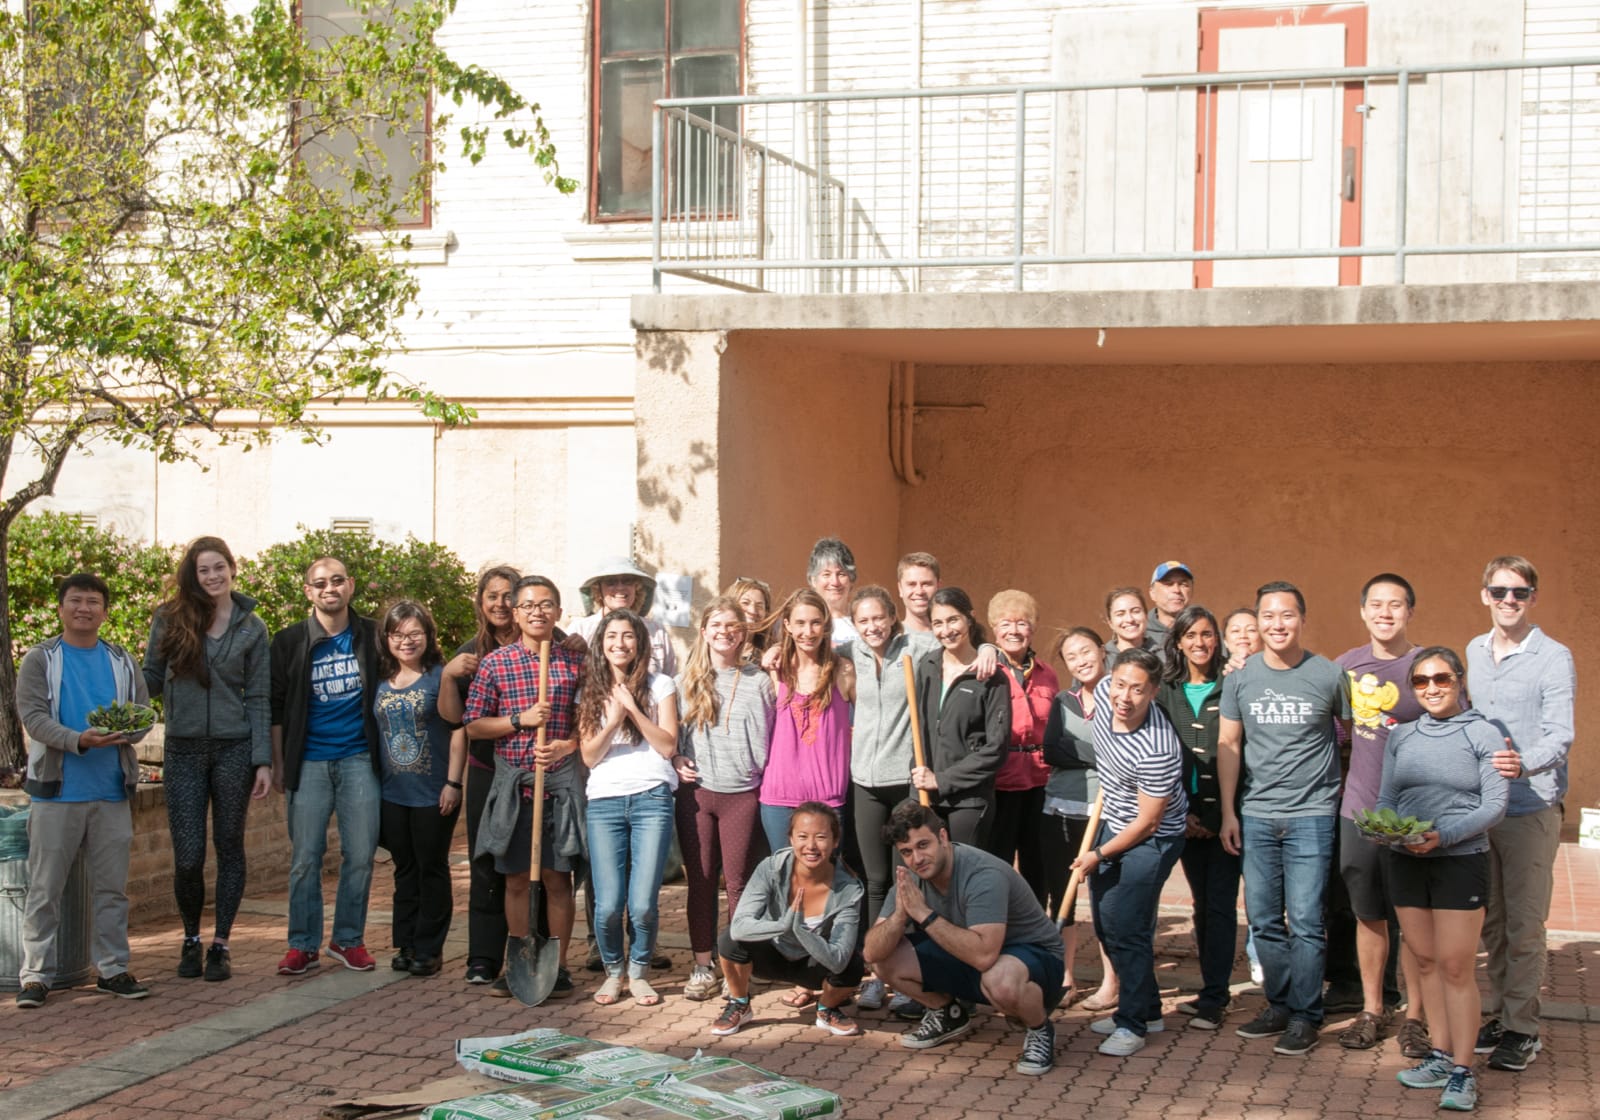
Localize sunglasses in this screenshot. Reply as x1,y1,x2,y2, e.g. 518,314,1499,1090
1410,672,1459,690
1486,586,1533,602
307,576,350,590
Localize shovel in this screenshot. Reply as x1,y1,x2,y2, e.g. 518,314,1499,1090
1056,792,1103,930
507,639,562,1006
901,654,932,808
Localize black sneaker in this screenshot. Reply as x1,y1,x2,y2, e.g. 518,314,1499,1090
1473,1017,1504,1055
1322,983,1364,1013
900,999,973,1050
1486,1029,1540,1072
1236,1006,1291,1039
1190,1005,1226,1030
96,972,150,1000
203,945,232,982
1015,1019,1055,1075
15,982,47,1009
178,939,203,978
548,967,574,999
391,948,415,973
1273,1018,1319,1056
465,960,495,984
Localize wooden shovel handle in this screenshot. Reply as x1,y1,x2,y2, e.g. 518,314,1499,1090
528,640,551,883
902,654,931,807
1055,792,1103,924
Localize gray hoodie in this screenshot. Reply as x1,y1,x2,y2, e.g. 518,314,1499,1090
1377,708,1510,856
18,634,148,798
731,848,863,974
143,591,271,766
844,629,940,788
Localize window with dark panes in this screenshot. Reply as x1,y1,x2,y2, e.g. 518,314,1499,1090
593,0,742,220
299,0,430,228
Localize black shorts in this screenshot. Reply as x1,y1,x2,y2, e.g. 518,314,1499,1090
716,929,866,989
1383,849,1490,911
909,931,1065,1010
494,797,579,876
1337,815,1391,921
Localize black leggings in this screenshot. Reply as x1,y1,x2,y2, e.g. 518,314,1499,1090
381,799,460,959
464,752,508,967
717,928,866,989
985,787,1049,904
163,736,254,940
852,783,911,923
1041,814,1092,926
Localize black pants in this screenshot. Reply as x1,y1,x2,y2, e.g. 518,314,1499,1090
163,736,254,940
1179,834,1242,1011
1041,813,1092,925
717,928,865,989
1324,822,1401,1004
852,783,910,923
464,755,508,968
985,787,1048,904
935,796,992,848
381,798,460,959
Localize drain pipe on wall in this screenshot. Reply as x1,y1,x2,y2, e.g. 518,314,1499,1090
890,361,985,486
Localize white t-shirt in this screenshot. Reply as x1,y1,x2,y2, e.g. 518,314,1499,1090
585,672,680,800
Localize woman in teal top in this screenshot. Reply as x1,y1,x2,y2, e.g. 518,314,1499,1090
1155,605,1237,1029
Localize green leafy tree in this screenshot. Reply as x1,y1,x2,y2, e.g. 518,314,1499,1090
0,0,575,766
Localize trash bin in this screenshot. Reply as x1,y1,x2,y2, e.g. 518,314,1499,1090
0,804,92,991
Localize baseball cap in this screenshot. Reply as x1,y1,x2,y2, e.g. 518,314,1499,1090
1151,561,1193,582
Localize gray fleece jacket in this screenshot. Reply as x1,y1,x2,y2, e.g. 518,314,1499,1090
143,591,271,766
730,848,863,973
18,634,149,798
1377,708,1510,856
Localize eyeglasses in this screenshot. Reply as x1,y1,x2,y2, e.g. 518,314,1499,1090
1410,672,1459,690
1486,586,1533,602
515,601,559,615
307,576,350,590
389,631,426,646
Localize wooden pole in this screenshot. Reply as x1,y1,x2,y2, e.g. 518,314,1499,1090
902,653,931,807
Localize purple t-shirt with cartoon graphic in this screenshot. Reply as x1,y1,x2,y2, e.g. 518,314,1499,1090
1336,644,1423,819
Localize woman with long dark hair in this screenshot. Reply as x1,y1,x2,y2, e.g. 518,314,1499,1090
579,609,681,1008
1073,647,1188,1057
375,601,472,977
144,537,271,981
453,565,522,990
910,587,1010,846
675,597,775,1001
1156,605,1238,1030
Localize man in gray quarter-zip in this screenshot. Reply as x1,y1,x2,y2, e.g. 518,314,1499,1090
1465,555,1575,1074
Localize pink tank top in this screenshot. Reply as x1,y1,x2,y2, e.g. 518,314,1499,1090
759,681,851,808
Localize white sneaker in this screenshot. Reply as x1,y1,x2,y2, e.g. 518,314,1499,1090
1091,1016,1164,1035
857,977,886,1010
1098,1027,1147,1056
1250,959,1265,986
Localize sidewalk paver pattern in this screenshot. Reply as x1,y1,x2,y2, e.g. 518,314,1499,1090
5,840,1597,1120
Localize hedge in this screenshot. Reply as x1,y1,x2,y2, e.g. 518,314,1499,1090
6,513,477,663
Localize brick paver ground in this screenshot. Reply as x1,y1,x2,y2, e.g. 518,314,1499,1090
6,840,1598,1119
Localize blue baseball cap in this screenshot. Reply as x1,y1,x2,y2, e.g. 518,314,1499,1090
1151,561,1193,582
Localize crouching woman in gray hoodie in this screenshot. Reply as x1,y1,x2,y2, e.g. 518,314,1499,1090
707,801,865,1039
1378,646,1509,1112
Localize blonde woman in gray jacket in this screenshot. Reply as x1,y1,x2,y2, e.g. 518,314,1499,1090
708,802,866,1038
143,537,271,982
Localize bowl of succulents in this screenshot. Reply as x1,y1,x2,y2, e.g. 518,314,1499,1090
1353,807,1433,848
86,702,159,745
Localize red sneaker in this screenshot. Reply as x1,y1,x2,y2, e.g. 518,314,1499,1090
277,948,320,975
327,942,376,971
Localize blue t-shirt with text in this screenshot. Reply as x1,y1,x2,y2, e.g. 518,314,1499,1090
303,627,367,761
47,642,127,803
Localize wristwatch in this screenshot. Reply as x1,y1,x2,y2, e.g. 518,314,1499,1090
510,711,523,732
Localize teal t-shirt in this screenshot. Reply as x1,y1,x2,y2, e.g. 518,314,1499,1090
1183,681,1214,717
46,642,127,803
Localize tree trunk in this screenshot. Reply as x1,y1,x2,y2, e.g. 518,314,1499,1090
0,519,25,771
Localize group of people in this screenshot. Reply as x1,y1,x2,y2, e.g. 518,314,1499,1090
12,536,1574,1113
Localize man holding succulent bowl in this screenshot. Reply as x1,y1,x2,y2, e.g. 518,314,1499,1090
15,572,154,1008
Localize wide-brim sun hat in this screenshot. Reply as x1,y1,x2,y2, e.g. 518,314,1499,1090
579,556,658,617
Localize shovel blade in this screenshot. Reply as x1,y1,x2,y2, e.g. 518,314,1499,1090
506,933,562,1007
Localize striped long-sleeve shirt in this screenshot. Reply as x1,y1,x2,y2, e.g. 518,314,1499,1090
1091,677,1188,838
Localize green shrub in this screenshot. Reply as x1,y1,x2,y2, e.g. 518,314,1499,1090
237,526,476,650
5,512,178,662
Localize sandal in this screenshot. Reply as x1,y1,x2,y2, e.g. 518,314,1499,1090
594,976,625,1006
1338,1010,1384,1050
631,976,662,1007
780,986,817,1008
1079,991,1118,1012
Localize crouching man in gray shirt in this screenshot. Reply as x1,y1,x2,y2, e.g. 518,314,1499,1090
1466,555,1576,1073
865,800,1065,1078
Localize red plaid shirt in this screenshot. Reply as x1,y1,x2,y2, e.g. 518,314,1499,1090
463,641,583,772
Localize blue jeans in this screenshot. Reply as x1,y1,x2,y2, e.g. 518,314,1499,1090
1241,814,1335,1024
587,784,675,978
758,803,795,855
287,754,381,951
1089,830,1184,1035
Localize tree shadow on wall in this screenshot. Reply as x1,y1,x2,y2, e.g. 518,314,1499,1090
636,328,695,385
